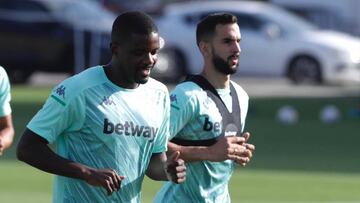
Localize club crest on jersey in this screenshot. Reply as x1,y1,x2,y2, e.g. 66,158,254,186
101,96,115,106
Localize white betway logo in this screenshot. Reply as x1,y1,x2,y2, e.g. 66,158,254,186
103,119,158,142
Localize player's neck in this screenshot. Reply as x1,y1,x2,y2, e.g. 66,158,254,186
201,66,230,89
103,64,139,89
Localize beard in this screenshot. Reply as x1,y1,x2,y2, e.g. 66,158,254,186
212,53,239,75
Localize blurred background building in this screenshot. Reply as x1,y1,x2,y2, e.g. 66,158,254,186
0,0,359,85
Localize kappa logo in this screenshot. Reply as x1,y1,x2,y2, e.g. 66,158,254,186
170,94,178,104
103,119,158,142
54,85,66,99
170,94,180,110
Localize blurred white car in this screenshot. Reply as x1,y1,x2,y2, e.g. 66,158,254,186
155,1,360,84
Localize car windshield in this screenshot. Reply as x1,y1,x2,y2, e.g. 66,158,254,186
262,5,317,32
52,1,115,29
63,2,113,21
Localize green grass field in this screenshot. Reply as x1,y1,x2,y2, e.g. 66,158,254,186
2,161,360,203
1,85,360,203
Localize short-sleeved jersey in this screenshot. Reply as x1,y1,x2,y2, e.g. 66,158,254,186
154,80,248,203
0,66,11,116
27,66,170,203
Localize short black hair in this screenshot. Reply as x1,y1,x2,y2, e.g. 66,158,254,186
111,11,158,43
196,13,237,46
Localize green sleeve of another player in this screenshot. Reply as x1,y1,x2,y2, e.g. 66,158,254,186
0,67,11,116
27,85,86,144
169,85,197,139
152,91,170,153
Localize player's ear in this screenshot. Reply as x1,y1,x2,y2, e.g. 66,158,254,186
199,41,210,56
110,42,120,56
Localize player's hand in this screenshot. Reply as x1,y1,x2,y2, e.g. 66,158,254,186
165,151,186,184
83,168,125,196
232,132,255,166
208,132,255,165
0,138,3,156
208,135,246,162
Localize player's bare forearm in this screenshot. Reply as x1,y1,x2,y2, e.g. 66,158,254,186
146,151,186,184
17,128,92,180
146,152,167,180
0,114,15,154
167,142,213,162
17,128,123,195
0,128,14,153
168,135,254,164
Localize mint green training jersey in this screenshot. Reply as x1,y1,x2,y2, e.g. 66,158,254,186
0,66,11,116
27,66,170,203
154,80,249,203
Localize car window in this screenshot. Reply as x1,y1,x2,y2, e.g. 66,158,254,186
284,7,346,32
261,6,316,33
183,11,225,25
53,1,114,32
0,1,13,9
0,0,53,23
183,13,204,25
236,13,264,31
183,11,265,33
0,0,47,12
